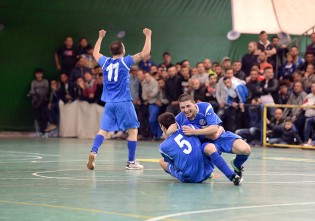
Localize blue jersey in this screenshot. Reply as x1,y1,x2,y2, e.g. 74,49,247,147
159,128,213,183
176,102,222,128
98,55,134,102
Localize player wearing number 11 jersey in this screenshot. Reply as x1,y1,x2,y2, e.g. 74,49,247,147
158,112,214,183
87,28,152,170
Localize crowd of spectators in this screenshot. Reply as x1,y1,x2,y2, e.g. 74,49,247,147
28,31,315,146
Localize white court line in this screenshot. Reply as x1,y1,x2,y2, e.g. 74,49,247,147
145,201,315,221
0,150,60,156
0,155,43,162
31,169,315,184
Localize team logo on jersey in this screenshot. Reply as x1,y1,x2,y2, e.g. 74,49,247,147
199,119,206,126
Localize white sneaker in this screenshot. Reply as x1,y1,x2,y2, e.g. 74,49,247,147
87,152,97,170
126,161,144,170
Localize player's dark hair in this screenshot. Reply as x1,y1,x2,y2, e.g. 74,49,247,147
271,35,279,41
158,112,176,129
110,41,124,56
178,94,195,103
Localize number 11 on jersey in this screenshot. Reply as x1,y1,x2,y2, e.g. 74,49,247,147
106,63,119,82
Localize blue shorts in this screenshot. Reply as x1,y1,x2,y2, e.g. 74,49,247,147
166,158,214,183
201,131,241,154
100,101,140,132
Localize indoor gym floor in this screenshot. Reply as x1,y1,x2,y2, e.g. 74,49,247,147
0,138,315,221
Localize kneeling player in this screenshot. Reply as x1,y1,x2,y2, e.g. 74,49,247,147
158,112,214,183
175,94,250,185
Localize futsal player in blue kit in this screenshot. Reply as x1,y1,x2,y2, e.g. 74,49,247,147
173,94,251,185
158,112,214,183
87,28,152,170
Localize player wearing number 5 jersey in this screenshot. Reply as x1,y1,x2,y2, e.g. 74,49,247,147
87,28,152,170
158,112,214,183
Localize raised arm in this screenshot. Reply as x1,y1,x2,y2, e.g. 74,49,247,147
132,28,152,63
93,30,106,62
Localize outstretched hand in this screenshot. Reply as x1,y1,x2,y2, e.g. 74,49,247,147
143,28,152,36
99,30,106,38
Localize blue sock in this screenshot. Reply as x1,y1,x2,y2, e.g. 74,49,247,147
90,134,105,153
128,140,137,162
233,155,249,169
210,152,235,181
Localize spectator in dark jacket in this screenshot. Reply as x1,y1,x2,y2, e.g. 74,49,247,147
268,117,302,145
260,67,279,103
165,66,182,115
59,73,74,103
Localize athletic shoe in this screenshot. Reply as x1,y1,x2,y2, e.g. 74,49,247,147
232,174,243,186
87,152,97,170
230,159,244,178
126,161,144,170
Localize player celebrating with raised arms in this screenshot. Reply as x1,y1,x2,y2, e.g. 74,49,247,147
158,112,214,183
87,28,152,170
174,94,251,185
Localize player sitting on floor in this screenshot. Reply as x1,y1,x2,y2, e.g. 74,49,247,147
172,94,251,185
158,112,214,183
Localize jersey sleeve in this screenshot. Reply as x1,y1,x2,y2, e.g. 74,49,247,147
98,55,108,68
159,143,174,164
123,55,135,68
204,103,222,125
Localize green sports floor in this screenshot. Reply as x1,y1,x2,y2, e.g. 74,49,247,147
1,138,315,221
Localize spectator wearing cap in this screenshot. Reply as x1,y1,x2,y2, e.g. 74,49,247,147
221,56,231,71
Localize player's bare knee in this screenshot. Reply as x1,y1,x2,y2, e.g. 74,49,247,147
232,139,251,155
98,129,108,137
127,128,138,141
204,143,217,156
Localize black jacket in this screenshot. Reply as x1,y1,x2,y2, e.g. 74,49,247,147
260,78,279,102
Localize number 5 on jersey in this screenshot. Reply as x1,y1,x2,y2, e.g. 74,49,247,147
106,63,119,82
174,134,192,154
